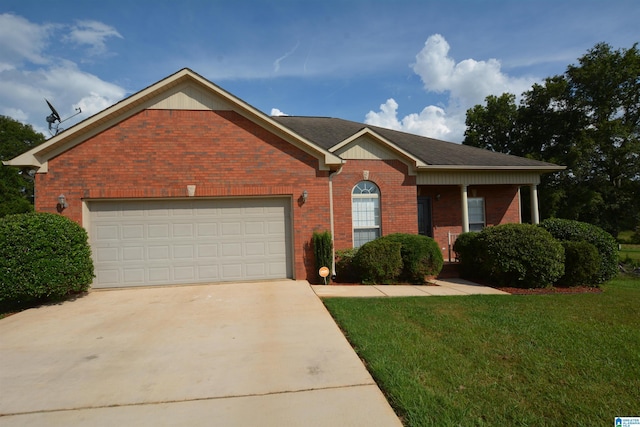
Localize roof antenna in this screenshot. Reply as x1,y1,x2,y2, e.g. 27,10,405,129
45,99,82,136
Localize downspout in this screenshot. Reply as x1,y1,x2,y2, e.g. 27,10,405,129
329,164,344,279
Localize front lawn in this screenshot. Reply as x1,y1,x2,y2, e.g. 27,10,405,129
324,276,640,426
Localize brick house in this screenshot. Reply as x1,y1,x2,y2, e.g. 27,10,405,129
5,69,562,288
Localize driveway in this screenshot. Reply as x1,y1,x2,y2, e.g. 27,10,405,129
0,281,402,426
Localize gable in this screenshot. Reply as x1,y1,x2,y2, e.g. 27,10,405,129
148,81,233,111
5,69,342,172
333,134,401,160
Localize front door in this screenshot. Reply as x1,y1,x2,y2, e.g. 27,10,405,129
417,196,433,237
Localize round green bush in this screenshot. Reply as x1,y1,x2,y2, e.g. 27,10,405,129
452,232,483,278
381,233,443,283
559,240,600,286
0,212,94,303
335,248,359,283
539,218,618,284
352,238,402,284
475,224,565,288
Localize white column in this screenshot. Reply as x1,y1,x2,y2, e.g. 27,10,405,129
461,185,469,233
530,184,540,224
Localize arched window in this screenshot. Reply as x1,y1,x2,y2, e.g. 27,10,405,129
352,181,381,247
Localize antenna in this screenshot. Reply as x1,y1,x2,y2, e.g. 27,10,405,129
45,99,82,136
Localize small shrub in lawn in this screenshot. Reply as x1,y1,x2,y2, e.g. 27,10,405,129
382,233,443,283
0,212,94,304
312,230,333,283
453,232,483,278
352,238,402,284
475,223,565,288
558,240,600,286
539,218,618,284
335,248,359,283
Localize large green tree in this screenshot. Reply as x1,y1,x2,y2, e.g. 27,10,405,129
464,42,640,236
0,116,46,218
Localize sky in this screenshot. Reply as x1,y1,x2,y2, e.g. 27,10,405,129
0,0,638,142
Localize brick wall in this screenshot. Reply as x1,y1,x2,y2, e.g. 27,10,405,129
418,184,521,260
331,159,417,251
36,109,330,281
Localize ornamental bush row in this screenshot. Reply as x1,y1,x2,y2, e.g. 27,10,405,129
336,233,443,284
453,219,618,288
0,212,94,304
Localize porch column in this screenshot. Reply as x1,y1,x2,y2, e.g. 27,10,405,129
461,184,469,232
530,184,540,224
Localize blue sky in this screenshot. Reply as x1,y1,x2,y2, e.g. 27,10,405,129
1,0,638,142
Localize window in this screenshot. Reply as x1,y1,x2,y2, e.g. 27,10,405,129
352,181,380,247
468,197,485,231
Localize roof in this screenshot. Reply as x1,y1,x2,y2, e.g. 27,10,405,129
4,68,561,174
272,116,562,171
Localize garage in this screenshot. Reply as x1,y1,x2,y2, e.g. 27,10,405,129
88,198,292,288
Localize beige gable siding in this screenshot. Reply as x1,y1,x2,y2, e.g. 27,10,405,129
149,82,232,111
417,170,541,185
335,135,403,160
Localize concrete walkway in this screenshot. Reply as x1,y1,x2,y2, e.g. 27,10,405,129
311,278,510,298
0,281,402,427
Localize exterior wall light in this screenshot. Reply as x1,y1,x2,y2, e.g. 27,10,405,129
301,190,308,203
57,194,68,213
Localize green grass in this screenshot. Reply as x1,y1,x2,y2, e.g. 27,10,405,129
620,244,640,263
324,276,640,426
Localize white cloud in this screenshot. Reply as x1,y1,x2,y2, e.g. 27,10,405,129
0,14,126,135
64,20,123,56
366,34,539,142
365,99,454,141
0,13,54,68
270,108,289,116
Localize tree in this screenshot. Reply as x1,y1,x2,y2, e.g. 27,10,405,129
464,43,640,236
465,93,519,154
0,116,46,218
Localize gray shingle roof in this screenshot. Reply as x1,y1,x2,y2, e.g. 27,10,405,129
272,116,560,169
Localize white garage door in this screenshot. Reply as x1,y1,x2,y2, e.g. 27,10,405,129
89,198,292,288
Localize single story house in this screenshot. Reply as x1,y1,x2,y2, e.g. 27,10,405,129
5,68,562,288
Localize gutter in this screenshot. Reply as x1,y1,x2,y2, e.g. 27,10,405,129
328,164,344,280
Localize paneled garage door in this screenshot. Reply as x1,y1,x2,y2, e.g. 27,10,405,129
88,198,292,288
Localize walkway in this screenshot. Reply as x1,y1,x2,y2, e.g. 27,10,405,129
311,278,509,298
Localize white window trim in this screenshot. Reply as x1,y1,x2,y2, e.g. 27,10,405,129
352,181,381,247
468,197,485,232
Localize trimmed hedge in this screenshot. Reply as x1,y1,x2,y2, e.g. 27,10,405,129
472,224,565,288
312,230,333,283
539,218,618,284
0,212,94,303
335,248,359,283
352,238,402,284
452,232,482,278
382,233,443,283
559,240,600,286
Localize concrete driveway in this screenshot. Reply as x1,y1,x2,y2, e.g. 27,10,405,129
0,281,402,426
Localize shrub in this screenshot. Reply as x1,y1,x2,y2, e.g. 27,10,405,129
452,232,483,278
559,241,601,286
312,230,333,283
539,218,618,284
382,233,443,283
474,224,565,288
352,238,402,284
0,212,94,303
335,248,359,283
